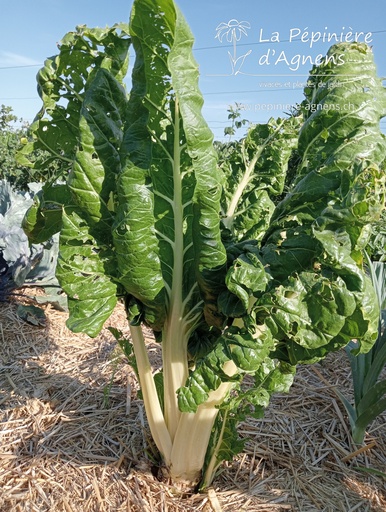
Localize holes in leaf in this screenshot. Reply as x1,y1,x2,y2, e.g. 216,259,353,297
115,223,128,235
313,261,322,272
160,42,171,53
284,290,297,299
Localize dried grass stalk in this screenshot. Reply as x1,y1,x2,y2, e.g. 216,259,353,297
1,298,385,511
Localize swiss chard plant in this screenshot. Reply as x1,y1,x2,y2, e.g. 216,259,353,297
21,0,385,490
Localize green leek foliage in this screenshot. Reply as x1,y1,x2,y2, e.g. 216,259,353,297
337,256,386,445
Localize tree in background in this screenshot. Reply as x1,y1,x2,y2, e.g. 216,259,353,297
0,105,31,189
0,105,67,190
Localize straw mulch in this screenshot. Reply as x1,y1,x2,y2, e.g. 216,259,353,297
0,293,385,512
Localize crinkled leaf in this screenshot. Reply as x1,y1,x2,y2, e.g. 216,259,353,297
111,36,166,329
69,68,127,232
57,209,118,336
220,116,300,243
219,246,271,317
53,68,130,335
178,324,274,413
259,43,386,364
22,184,71,244
128,0,227,330
17,25,130,181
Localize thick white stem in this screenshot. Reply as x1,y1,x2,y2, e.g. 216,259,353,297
129,324,172,464
169,408,218,485
163,98,189,441
222,148,260,231
169,361,238,484
222,119,285,232
162,317,188,441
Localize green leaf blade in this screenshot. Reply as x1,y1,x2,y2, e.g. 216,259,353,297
57,209,118,337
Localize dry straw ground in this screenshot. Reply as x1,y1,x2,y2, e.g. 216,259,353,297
0,293,385,512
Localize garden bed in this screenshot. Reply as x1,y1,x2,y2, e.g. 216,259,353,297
0,297,385,511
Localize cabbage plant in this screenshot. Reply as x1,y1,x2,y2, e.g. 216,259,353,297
21,0,386,491
0,180,59,302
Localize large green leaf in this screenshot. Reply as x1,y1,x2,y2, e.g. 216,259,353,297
112,33,166,330
54,67,130,336
299,43,386,171
128,0,227,331
68,68,127,231
256,43,386,364
21,38,131,336
56,209,118,336
220,116,300,243
17,25,130,182
178,324,275,413
218,244,271,317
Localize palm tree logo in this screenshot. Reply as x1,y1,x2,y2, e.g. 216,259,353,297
215,19,252,75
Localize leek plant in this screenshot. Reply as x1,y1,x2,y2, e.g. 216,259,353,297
337,257,386,445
